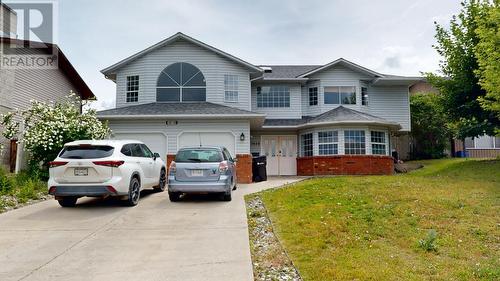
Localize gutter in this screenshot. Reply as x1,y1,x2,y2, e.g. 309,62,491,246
98,114,267,120
262,120,402,130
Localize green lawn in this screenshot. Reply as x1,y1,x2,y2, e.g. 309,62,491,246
259,159,500,280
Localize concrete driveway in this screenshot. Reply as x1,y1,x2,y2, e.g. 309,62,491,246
0,177,302,281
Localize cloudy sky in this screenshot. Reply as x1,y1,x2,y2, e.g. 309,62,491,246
45,0,460,109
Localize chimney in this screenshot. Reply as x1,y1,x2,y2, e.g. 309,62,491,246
0,3,17,38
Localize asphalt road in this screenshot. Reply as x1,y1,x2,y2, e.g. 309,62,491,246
0,178,300,281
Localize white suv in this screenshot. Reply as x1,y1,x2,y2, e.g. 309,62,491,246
48,140,166,207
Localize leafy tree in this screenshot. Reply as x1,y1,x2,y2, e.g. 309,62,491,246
0,93,111,176
426,0,499,140
410,93,450,159
474,0,500,119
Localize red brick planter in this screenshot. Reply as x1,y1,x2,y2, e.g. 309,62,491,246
297,155,394,176
166,153,253,184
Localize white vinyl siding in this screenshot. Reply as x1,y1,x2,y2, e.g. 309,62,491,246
367,85,411,131
114,39,252,111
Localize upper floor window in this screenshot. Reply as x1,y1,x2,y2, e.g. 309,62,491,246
300,133,313,157
324,86,356,105
362,87,368,106
371,131,386,155
126,75,139,102
257,86,290,108
344,130,365,155
309,87,318,106
318,131,338,155
224,74,239,102
156,62,206,102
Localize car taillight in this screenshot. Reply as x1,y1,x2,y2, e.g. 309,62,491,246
169,161,176,174
106,186,117,193
93,160,124,167
219,161,229,173
48,161,68,168
48,186,56,194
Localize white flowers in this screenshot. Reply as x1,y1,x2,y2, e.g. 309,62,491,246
0,92,111,164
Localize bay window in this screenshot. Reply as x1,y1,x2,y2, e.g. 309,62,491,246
371,131,386,155
318,131,338,155
344,130,366,154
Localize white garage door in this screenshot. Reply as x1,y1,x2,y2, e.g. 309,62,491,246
112,133,167,161
178,132,236,157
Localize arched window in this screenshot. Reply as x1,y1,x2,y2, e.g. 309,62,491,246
156,62,206,102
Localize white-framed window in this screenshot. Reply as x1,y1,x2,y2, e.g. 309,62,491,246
257,86,290,108
371,131,386,155
362,87,368,106
309,87,318,106
126,75,139,102
318,131,338,155
324,86,356,105
156,62,206,102
224,74,238,102
344,130,366,155
300,133,313,157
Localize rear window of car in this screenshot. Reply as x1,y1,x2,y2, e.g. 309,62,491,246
59,145,114,159
175,149,223,163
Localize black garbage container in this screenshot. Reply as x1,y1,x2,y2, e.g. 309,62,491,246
252,155,267,182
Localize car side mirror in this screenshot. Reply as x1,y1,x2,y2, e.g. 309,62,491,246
153,152,160,160
233,158,238,163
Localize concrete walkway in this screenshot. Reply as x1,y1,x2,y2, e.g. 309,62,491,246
0,177,304,281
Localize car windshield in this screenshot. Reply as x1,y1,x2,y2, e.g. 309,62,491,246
59,145,114,159
175,149,223,163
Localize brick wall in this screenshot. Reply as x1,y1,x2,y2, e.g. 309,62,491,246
236,154,252,184
297,155,394,176
166,153,253,184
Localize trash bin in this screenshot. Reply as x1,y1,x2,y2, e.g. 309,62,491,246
252,155,267,182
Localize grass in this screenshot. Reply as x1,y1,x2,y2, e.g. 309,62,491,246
257,158,500,280
0,167,47,211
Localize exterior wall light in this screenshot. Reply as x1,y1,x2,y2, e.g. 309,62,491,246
240,133,245,141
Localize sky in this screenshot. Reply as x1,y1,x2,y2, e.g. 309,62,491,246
30,0,463,109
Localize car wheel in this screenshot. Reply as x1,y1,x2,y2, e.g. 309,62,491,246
154,168,167,192
221,191,232,202
232,178,237,191
125,177,141,206
169,191,181,202
58,197,77,207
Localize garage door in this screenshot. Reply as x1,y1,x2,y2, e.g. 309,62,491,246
178,132,236,157
112,133,167,161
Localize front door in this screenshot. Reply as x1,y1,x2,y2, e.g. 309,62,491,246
261,136,297,176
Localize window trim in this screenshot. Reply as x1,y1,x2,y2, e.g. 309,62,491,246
156,62,206,102
126,75,139,103
318,131,339,155
256,85,291,108
300,133,313,157
224,74,239,103
344,130,366,155
323,86,357,105
308,87,318,106
370,131,387,155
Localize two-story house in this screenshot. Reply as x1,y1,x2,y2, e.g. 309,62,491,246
98,32,421,183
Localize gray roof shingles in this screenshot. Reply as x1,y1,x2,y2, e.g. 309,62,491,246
258,65,321,79
97,102,262,116
263,106,399,127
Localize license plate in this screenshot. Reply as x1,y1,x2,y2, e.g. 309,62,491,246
74,168,88,176
191,169,204,177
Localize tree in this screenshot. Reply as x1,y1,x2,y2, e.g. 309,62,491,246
426,0,499,140
410,93,450,159
0,93,111,175
475,0,500,120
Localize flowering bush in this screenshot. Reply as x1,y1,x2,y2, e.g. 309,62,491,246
0,92,111,173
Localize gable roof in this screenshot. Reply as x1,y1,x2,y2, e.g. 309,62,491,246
97,102,265,119
0,37,95,100
297,58,384,78
263,106,401,130
101,32,263,79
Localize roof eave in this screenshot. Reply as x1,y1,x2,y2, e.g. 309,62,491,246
98,114,266,120
371,77,424,86
297,58,384,78
101,32,263,76
262,120,402,130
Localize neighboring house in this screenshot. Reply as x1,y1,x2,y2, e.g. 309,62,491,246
410,81,500,158
0,3,95,172
98,32,421,183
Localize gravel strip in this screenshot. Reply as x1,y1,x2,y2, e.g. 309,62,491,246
246,195,302,281
0,193,51,214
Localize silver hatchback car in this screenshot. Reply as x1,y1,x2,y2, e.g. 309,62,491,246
167,146,237,202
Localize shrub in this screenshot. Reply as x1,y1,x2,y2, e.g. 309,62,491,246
0,168,15,195
418,229,438,252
